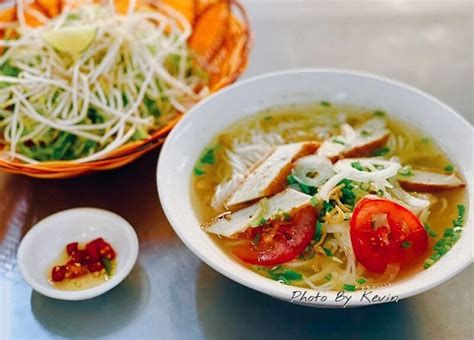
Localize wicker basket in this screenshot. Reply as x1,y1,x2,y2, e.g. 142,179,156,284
0,0,251,178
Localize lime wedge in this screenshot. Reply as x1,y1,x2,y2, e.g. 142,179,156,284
42,25,97,55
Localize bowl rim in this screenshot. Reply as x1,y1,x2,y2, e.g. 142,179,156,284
17,207,139,301
157,68,473,307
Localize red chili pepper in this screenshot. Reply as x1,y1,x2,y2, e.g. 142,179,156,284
51,265,66,282
87,261,104,273
66,242,79,256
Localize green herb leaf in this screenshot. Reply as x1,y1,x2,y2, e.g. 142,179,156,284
310,195,319,207
356,277,367,284
200,148,216,165
287,174,298,185
323,247,333,257
101,258,113,276
444,164,454,173
401,241,412,248
325,273,333,281
320,101,331,107
194,167,205,176
333,138,345,145
398,165,414,176
420,137,430,144
351,161,363,171
372,147,390,157
268,266,302,282
314,221,323,241
373,110,386,117
264,115,272,120
377,189,384,197
251,231,261,246
143,96,161,117
343,284,356,292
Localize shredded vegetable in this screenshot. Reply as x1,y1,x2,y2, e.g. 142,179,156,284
0,1,208,163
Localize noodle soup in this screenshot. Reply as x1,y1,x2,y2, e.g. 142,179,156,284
191,103,467,291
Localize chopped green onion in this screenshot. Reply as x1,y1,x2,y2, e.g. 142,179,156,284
423,258,434,269
373,110,386,117
310,195,319,207
200,148,216,165
323,247,333,257
360,130,371,137
377,189,384,197
372,147,390,157
343,284,356,292
401,241,412,248
314,221,323,241
325,273,333,281
194,167,205,176
333,138,345,145
356,277,367,284
444,164,454,173
351,161,363,171
420,137,430,144
101,258,113,276
287,174,298,185
264,115,272,120
320,101,331,107
398,165,414,176
251,232,261,246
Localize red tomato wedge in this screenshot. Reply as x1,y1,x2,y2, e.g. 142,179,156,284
232,206,316,266
350,196,428,273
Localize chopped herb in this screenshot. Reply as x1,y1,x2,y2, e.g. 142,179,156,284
268,266,302,283
252,217,267,227
398,165,414,176
373,110,386,117
319,200,336,222
360,182,371,191
423,204,465,271
0,62,21,88
360,130,371,137
101,258,113,276
444,164,454,173
251,232,261,246
314,221,323,241
323,247,333,257
264,115,272,120
298,182,317,195
283,212,291,221
343,284,356,292
325,273,333,281
356,277,367,284
420,137,431,144
333,138,345,145
200,148,216,165
401,241,412,248
338,179,356,207
310,195,319,207
351,161,364,171
194,167,205,176
320,101,331,107
287,174,298,185
143,96,161,116
372,147,390,157
423,223,438,238
377,189,384,197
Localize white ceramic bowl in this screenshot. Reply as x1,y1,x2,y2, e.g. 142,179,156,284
17,208,139,301
157,69,473,307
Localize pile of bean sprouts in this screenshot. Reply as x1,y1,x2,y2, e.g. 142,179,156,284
0,0,209,163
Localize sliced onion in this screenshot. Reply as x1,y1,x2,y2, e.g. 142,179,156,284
293,155,335,187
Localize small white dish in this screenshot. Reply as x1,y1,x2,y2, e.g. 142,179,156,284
157,69,473,308
17,208,139,301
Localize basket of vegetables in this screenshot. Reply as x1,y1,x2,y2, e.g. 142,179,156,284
0,0,251,178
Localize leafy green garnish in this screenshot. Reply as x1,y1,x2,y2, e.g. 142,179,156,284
343,284,356,292
323,247,333,257
325,273,333,281
251,231,262,246
200,148,215,165
310,195,319,207
0,62,21,88
356,277,367,284
101,258,113,276
194,167,205,176
360,130,371,137
420,137,430,144
268,266,302,284
320,101,331,107
144,96,161,117
351,161,363,171
444,164,454,173
338,179,356,207
401,241,412,248
314,221,323,241
264,115,272,121
373,110,386,117
398,165,414,176
372,147,390,156
333,138,345,145
319,200,336,222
